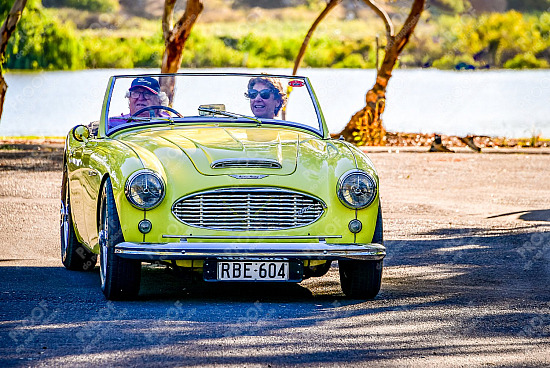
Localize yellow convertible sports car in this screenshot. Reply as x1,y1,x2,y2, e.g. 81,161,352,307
61,73,385,300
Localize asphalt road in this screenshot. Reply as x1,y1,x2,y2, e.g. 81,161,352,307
0,145,549,367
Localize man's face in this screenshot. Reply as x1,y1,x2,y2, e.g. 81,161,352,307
129,87,160,116
249,82,281,119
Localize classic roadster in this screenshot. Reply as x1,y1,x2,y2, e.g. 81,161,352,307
61,72,385,300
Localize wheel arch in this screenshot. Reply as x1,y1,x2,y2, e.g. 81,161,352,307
96,173,111,232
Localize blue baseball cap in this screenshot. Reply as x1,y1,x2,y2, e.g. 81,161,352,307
129,77,160,94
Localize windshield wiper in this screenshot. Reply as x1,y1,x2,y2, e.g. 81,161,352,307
197,107,261,127
124,116,175,125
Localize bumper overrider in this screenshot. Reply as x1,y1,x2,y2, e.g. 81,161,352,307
113,235,385,261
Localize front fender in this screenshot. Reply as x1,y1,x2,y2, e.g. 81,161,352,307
86,139,146,253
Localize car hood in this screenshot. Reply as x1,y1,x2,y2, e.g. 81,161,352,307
117,127,360,179
120,127,308,176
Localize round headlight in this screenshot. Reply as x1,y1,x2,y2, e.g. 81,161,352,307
337,170,377,209
125,170,165,209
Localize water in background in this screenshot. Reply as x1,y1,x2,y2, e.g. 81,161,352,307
1,68,549,138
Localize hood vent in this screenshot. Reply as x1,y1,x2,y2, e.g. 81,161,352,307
211,158,282,169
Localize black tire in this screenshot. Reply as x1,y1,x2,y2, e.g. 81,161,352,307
339,260,383,299
60,166,97,271
339,204,384,299
99,177,141,300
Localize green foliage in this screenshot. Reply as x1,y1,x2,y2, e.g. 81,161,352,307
4,6,85,70
1,0,41,16
42,0,119,13
432,53,476,69
3,5,550,71
429,0,470,13
504,53,549,68
431,11,550,69
181,30,245,68
81,31,163,68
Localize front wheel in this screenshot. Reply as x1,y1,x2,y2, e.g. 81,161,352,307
339,260,383,299
99,177,141,300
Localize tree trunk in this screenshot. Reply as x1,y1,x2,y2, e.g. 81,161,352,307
338,0,425,145
160,0,203,104
0,0,28,121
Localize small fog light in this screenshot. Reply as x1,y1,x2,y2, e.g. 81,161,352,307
348,219,362,233
138,219,152,234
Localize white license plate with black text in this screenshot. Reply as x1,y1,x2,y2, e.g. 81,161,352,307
217,261,289,281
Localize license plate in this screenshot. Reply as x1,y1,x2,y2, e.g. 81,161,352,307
217,261,289,281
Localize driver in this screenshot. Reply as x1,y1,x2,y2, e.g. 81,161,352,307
127,77,169,116
245,77,287,119
109,77,170,128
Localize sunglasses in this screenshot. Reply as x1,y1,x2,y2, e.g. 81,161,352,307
246,89,274,99
129,90,156,100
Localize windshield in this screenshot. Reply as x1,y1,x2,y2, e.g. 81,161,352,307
104,73,325,136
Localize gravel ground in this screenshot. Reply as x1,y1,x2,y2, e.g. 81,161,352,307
0,143,549,367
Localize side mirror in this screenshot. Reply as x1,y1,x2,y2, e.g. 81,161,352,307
72,125,90,143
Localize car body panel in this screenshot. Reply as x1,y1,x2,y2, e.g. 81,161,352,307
119,127,300,176
63,73,384,295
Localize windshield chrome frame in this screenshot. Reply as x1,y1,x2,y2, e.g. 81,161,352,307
100,72,327,138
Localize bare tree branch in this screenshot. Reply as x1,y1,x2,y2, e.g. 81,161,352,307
161,0,203,104
362,0,394,38
162,0,177,43
292,0,341,75
391,0,424,54
0,0,27,64
338,0,426,145
161,0,203,74
0,0,28,121
379,0,425,79
170,0,203,45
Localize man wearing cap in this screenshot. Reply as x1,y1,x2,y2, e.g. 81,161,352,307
108,77,170,129
126,77,169,117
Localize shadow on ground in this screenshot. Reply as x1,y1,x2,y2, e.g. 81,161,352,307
1,226,549,366
0,144,63,171
487,209,550,222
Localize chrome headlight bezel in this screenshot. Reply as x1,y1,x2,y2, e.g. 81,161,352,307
337,169,377,209
125,169,165,210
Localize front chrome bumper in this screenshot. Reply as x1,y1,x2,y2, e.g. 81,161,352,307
113,241,386,261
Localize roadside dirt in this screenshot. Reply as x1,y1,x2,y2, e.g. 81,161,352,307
0,141,549,367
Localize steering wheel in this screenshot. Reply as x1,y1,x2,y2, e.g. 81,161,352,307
131,105,183,118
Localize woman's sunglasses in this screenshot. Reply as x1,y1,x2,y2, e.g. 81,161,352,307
246,89,273,99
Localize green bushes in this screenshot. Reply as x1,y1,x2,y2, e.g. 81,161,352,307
42,0,119,12
4,4,85,70
428,11,550,69
504,53,549,68
2,5,549,71
80,32,164,68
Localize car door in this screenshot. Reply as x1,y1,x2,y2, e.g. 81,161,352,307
80,139,102,247
67,139,89,246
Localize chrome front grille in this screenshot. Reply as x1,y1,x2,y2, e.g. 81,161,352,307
172,188,325,231
210,159,282,169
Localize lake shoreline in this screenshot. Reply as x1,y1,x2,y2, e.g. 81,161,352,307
3,69,550,138
1,131,549,162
